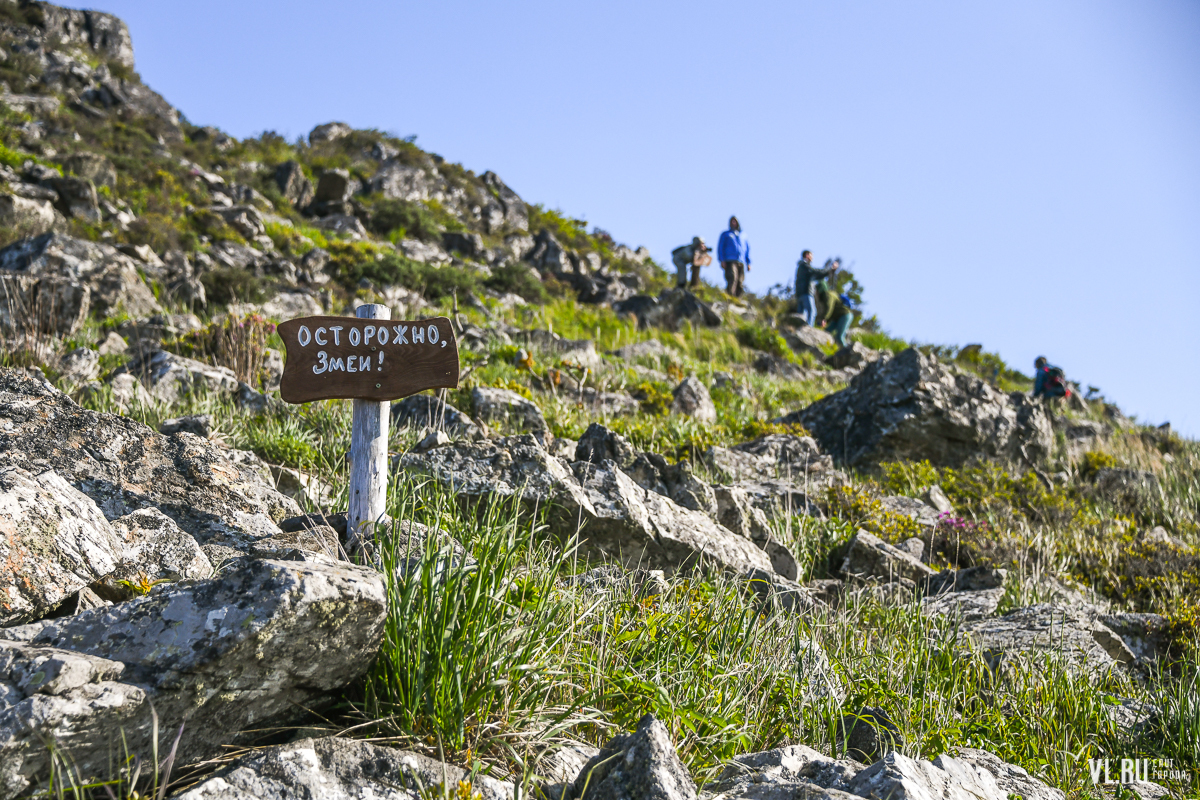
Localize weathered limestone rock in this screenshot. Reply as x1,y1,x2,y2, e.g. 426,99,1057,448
840,531,935,585
846,751,1008,800
705,434,835,483
472,386,547,432
958,604,1139,676
0,558,387,794
783,348,1053,468
96,507,213,601
0,194,56,238
613,289,721,331
175,737,513,800
309,121,353,144
826,341,882,370
0,370,300,552
0,233,160,317
0,273,90,336
574,714,696,800
116,349,239,403
0,465,122,626
952,748,1064,800
400,436,773,578
672,376,717,423
159,413,213,438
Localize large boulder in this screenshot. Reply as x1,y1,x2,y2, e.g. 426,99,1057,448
0,558,386,799
0,273,90,336
274,160,314,208
472,386,547,433
393,393,483,439
309,121,353,144
783,348,1053,467
0,369,299,554
0,233,160,317
0,194,56,238
399,435,773,578
0,465,123,626
613,289,721,331
173,737,513,800
671,376,716,423
574,714,696,800
840,531,936,585
846,751,1009,800
47,176,100,221
115,349,240,403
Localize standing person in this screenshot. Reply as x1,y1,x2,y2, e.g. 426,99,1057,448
717,215,751,297
671,236,712,289
821,292,857,348
794,251,838,325
1032,356,1071,400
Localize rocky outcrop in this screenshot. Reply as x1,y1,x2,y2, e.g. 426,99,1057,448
472,387,548,433
0,465,123,625
399,434,774,578
0,369,299,554
0,558,386,800
958,604,1142,676
671,376,716,423
614,289,721,331
393,393,484,439
784,348,1052,468
174,737,514,800
0,233,160,318
115,349,240,403
575,714,696,800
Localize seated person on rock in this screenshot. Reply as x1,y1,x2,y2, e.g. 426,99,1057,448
1032,356,1071,400
821,292,857,349
671,236,712,289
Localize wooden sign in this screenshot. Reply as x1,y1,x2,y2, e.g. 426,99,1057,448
277,315,460,404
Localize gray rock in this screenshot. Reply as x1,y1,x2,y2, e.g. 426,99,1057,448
783,348,1053,468
159,413,213,438
174,736,514,800
714,485,799,580
0,232,160,318
215,204,265,239
62,153,116,191
481,171,529,232
0,194,56,238
752,353,808,381
840,531,935,584
562,566,669,600
47,176,100,221
1097,613,1171,666
472,386,547,432
0,640,148,800
274,160,314,208
97,330,127,355
518,329,602,368
925,566,1007,595
117,349,239,403
879,495,941,527
0,273,91,336
896,537,924,561
846,751,1008,800
611,339,675,361
923,484,954,514
104,371,151,409
313,213,368,237
97,507,213,601
0,558,386,798
825,341,882,370
951,747,1064,800
0,466,122,626
574,714,696,800
713,744,863,795
576,422,640,468
613,289,721,332
315,168,354,203
398,237,451,264
392,394,483,439
55,346,100,384
309,122,354,144
444,231,486,259
0,370,300,553
782,325,833,358
400,436,773,578
838,706,904,763
705,435,835,483
1094,468,1159,508
921,588,1005,621
671,376,717,423
959,604,1137,676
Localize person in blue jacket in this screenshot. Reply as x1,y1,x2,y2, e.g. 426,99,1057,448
1032,356,1070,399
717,216,751,297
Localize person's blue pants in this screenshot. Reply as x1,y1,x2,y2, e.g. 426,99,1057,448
828,313,852,348
797,293,817,325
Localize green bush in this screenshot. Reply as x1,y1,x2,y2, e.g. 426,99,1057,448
201,268,267,306
362,196,443,242
484,261,549,303
736,324,795,360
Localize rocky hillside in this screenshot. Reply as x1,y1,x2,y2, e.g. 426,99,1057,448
1,3,1198,799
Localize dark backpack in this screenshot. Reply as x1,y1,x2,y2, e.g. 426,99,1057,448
1043,366,1069,397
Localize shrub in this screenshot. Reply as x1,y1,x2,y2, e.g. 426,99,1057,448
200,268,267,307
1079,450,1117,480
174,313,275,385
362,197,443,242
484,261,548,303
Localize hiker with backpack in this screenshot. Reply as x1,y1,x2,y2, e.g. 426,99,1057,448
1032,356,1071,400
717,216,751,297
671,236,712,289
794,251,839,325
821,291,857,348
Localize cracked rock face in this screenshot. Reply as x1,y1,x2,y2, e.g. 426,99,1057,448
0,558,387,797
783,347,1053,468
575,714,697,800
400,435,773,578
0,465,122,625
174,737,514,800
0,369,299,552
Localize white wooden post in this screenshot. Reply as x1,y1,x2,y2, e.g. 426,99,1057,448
347,303,391,553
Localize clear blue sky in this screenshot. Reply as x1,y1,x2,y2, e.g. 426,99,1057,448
99,0,1200,434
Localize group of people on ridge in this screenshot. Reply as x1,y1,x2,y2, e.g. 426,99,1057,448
673,216,858,347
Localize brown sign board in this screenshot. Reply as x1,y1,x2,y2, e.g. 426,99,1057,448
277,315,459,404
